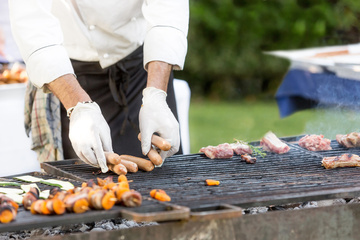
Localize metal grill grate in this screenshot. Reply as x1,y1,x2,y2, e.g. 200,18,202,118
42,138,360,209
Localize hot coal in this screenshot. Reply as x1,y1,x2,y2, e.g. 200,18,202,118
0,218,158,239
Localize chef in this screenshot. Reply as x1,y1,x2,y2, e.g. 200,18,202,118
8,0,189,172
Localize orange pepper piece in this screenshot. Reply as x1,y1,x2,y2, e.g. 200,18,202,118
206,179,220,186
149,189,171,202
118,175,128,183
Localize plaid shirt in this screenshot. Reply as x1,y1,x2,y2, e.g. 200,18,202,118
24,82,63,162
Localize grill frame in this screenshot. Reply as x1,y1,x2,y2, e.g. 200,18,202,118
4,136,360,232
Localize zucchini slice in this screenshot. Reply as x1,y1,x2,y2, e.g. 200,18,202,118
20,183,40,193
13,175,43,183
40,179,74,191
0,187,23,195
4,193,23,204
39,190,50,199
0,182,21,187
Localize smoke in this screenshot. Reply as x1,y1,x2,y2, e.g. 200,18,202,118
302,72,360,139
304,106,360,139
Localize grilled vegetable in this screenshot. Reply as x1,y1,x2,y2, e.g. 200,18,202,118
21,183,40,193
0,187,23,195
150,189,171,202
40,179,74,191
3,193,23,205
0,182,20,187
205,179,220,186
13,175,43,183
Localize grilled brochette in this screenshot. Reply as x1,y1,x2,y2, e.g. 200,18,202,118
26,175,142,217
22,186,40,210
0,194,19,223
322,153,360,169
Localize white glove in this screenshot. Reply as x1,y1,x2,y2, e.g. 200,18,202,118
68,102,111,173
139,87,180,166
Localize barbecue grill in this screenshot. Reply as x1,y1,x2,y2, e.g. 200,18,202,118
3,136,360,239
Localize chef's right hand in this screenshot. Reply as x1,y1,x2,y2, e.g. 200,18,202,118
68,101,111,173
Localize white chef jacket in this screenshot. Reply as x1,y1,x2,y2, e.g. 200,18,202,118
8,0,189,89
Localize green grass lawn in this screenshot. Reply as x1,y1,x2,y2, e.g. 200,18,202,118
188,99,360,153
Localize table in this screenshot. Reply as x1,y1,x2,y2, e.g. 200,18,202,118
265,45,360,118
276,65,360,118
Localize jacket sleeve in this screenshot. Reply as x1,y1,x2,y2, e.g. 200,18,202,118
142,0,189,71
8,0,74,90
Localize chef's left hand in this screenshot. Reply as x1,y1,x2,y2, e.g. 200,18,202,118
139,87,180,166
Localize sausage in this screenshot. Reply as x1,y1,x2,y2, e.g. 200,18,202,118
138,133,171,151
120,159,138,173
104,152,122,165
147,148,163,166
108,163,128,175
119,155,154,172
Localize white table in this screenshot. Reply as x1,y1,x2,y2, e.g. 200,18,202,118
0,83,40,177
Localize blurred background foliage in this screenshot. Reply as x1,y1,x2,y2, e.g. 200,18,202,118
174,0,360,100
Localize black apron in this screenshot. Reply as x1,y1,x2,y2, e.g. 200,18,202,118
61,46,181,159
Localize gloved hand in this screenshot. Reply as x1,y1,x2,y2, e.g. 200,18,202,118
139,87,180,166
68,101,111,173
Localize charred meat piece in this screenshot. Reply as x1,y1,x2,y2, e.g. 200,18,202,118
240,154,256,164
200,143,234,159
260,131,290,154
230,142,253,155
322,153,360,169
336,132,360,148
298,134,332,151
